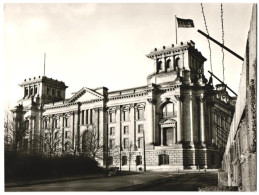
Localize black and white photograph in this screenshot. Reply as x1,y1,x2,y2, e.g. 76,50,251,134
2,2,256,192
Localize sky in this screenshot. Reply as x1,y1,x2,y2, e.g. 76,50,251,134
3,3,254,109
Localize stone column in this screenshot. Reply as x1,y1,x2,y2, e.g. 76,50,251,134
189,92,194,145
199,94,206,146
161,128,164,146
173,127,177,144
163,56,167,72
175,95,184,143
61,114,65,153
154,56,158,73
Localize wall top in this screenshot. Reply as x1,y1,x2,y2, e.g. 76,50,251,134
146,40,206,62
19,76,67,88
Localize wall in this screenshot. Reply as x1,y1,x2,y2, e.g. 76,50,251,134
220,4,256,191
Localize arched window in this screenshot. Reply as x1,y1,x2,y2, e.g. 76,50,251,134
109,108,116,123
175,57,180,70
157,60,162,71
136,104,145,120
25,87,28,97
162,103,176,118
30,87,33,96
34,86,37,95
52,89,55,96
122,107,130,121
166,59,171,69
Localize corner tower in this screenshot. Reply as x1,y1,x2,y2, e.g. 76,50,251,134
146,40,207,86
18,76,68,106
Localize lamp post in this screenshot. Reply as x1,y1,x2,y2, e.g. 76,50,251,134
143,128,146,172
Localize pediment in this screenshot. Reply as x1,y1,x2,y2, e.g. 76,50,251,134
67,87,103,103
159,118,177,127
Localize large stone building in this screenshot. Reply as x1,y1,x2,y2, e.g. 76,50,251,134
12,40,236,170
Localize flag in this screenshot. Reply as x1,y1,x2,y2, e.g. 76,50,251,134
176,17,195,28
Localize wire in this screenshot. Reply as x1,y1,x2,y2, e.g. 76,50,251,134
221,3,225,83
201,3,213,73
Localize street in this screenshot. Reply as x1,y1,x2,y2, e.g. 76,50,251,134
6,170,218,191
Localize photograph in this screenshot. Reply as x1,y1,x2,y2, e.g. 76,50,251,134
3,2,256,192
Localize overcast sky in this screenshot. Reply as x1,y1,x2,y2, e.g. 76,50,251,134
3,3,253,108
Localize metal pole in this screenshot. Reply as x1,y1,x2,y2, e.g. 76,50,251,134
175,15,178,44
208,71,237,96
198,30,244,61
143,129,146,172
43,53,46,76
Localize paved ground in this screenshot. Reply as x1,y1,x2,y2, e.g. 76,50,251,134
6,170,218,192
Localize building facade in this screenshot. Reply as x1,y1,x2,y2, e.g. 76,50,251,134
12,40,235,170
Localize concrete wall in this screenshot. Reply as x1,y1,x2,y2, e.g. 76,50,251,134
220,4,256,192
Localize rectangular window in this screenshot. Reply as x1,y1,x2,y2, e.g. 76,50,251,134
159,154,169,165
137,137,143,148
122,156,127,166
110,112,116,123
44,121,48,129
123,138,129,149
138,124,144,133
110,127,115,136
136,155,142,165
137,109,144,120
86,110,89,124
65,117,69,127
81,110,85,125
109,139,115,149
123,126,129,135
65,131,68,138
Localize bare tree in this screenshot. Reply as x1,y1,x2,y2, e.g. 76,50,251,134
4,106,27,152
81,124,104,160
43,118,62,158
127,142,135,172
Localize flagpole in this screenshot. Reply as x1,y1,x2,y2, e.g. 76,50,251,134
175,15,178,44
43,53,46,76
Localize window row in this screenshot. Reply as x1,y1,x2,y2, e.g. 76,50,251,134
43,117,70,129
109,108,145,123
81,109,93,125
109,124,144,136
108,154,169,166
108,155,143,166
109,137,144,149
24,85,38,97
46,87,61,97
44,130,70,139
